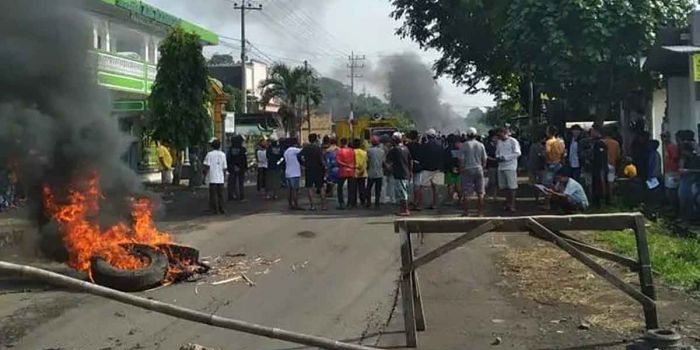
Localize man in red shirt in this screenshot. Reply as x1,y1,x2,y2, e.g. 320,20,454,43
662,132,680,204
335,138,356,209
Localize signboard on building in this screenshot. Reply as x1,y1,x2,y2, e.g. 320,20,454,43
115,0,180,28
224,112,236,133
693,54,700,82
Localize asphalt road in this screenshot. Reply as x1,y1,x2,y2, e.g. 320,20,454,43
3,187,700,350
1,197,400,350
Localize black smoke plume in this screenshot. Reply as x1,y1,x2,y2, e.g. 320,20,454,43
0,0,144,228
381,53,464,133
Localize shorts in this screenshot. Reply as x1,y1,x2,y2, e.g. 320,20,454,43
498,169,518,190
286,177,300,189
607,164,616,183
161,169,173,184
394,179,409,201
445,172,460,185
544,163,562,186
461,168,485,196
412,173,422,187
305,171,324,189
420,170,444,186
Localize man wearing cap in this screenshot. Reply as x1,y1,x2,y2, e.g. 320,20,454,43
459,127,487,216
495,127,522,212
386,132,412,216
417,128,445,210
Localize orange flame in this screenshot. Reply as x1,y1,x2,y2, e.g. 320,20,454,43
42,175,172,276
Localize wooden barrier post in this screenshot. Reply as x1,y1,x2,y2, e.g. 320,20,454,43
633,215,659,329
394,212,660,345
398,222,417,347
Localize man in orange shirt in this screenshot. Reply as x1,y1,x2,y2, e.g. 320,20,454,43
544,126,565,186
335,138,356,209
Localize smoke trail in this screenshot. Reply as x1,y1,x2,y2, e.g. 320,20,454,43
381,52,464,133
0,0,143,222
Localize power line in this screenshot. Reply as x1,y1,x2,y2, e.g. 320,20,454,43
233,1,263,113
267,1,350,56
259,1,349,57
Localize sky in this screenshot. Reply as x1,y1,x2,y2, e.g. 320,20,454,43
145,0,495,115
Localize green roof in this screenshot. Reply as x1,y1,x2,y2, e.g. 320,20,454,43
98,0,219,45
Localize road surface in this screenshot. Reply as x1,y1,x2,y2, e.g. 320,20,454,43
2,188,700,349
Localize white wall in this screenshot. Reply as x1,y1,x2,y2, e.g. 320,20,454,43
246,61,268,98
668,76,692,137
651,88,666,141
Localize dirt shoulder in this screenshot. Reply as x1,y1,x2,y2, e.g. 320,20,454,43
377,231,700,349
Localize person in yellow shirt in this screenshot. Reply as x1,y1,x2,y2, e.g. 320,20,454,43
156,141,173,184
352,138,369,208
544,126,565,185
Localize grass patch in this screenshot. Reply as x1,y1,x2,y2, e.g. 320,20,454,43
594,221,700,290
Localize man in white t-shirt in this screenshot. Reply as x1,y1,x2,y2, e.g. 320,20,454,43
283,138,302,210
203,139,228,214
495,127,522,212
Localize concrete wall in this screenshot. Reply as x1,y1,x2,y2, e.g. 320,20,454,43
300,114,333,142
667,76,692,137
247,61,268,99
651,88,666,141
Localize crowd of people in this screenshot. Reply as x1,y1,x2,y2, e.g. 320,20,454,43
199,127,527,217
189,121,700,220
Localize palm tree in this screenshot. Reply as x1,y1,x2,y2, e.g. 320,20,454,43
260,63,322,137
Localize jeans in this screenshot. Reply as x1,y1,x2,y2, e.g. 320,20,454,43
228,170,245,200
209,183,225,213
257,167,266,192
367,177,383,206
348,177,359,207
337,177,349,207
383,176,395,203
356,177,368,206
591,169,607,207
679,173,697,220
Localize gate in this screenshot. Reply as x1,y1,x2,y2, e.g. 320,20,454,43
394,212,657,347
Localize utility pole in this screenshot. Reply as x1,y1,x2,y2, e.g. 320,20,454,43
347,51,365,118
305,60,311,137
233,1,262,114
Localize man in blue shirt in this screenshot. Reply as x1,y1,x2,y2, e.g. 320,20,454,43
545,167,589,213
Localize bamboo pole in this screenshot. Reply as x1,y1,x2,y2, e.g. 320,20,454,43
0,261,377,350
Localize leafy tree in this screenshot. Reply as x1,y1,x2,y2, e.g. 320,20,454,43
391,0,513,94
317,77,403,119
209,54,234,65
392,0,692,124
394,112,416,132
504,0,691,123
259,63,322,136
148,27,211,182
223,85,243,112
480,98,523,129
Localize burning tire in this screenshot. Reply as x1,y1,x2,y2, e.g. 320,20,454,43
90,244,168,292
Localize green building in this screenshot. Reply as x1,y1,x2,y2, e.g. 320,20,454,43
85,0,219,174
